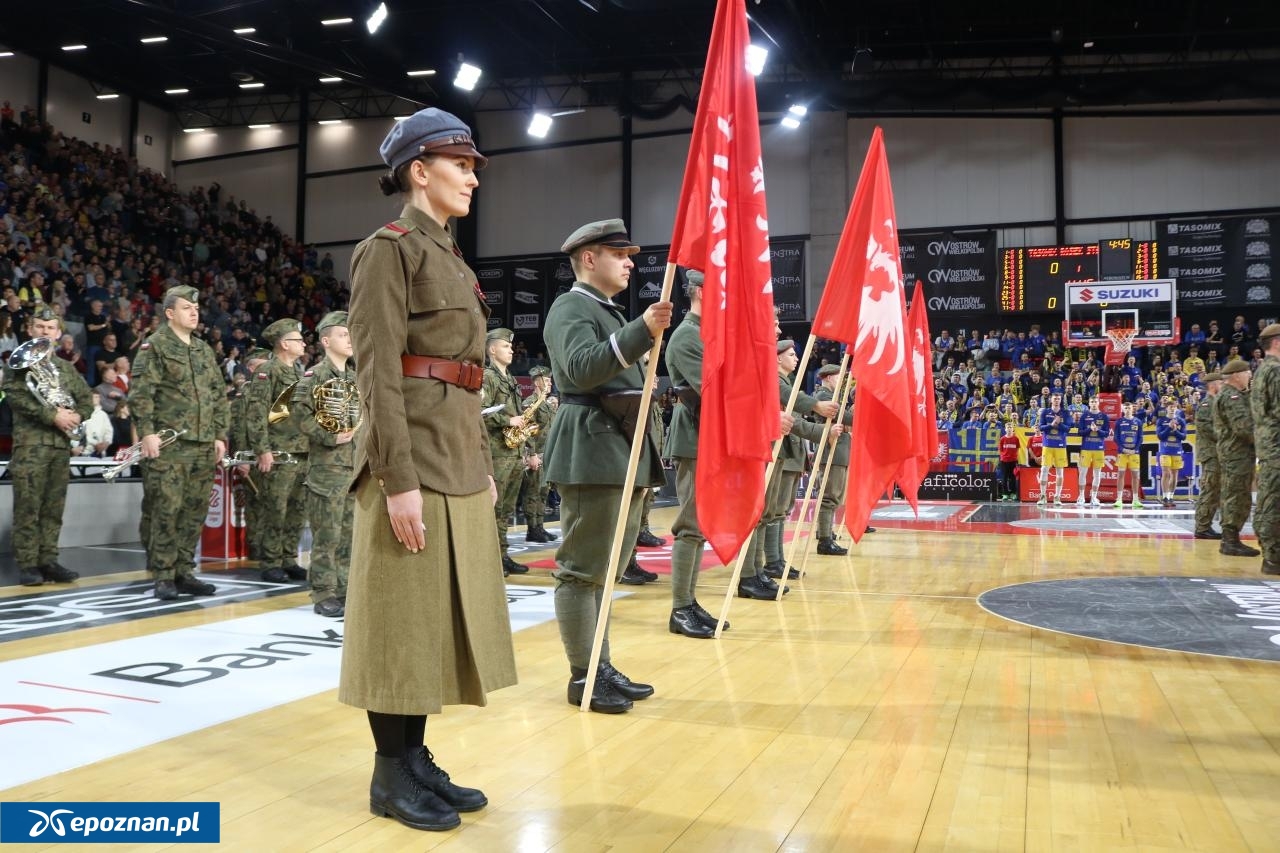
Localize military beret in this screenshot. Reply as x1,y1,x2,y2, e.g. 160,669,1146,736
316,311,348,333
163,284,200,306
560,219,640,256
1222,359,1251,375
817,364,841,377
529,365,551,378
1258,322,1280,342
1202,371,1223,382
685,269,704,288
263,318,302,347
380,108,487,173
486,327,514,344
30,305,57,322
776,339,796,354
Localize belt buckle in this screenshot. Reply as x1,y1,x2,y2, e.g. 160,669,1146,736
460,362,481,390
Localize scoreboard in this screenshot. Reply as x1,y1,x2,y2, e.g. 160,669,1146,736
1098,238,1157,281
999,244,1099,313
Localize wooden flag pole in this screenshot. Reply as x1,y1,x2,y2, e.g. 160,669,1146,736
796,359,858,579
713,333,818,637
774,351,851,601
579,261,677,712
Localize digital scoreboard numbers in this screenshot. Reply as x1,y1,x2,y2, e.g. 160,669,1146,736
1098,238,1158,281
999,244,1099,313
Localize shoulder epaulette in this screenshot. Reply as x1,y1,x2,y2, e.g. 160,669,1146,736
376,219,414,239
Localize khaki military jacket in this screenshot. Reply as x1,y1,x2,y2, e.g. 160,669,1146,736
2,349,93,449
481,366,523,458
245,356,309,455
541,282,663,487
292,357,357,492
131,324,230,444
813,384,853,468
348,204,493,497
1195,393,1219,467
663,312,702,460
779,373,826,473
1213,387,1255,464
1252,354,1280,462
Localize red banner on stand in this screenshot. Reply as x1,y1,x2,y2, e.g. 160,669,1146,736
201,465,247,562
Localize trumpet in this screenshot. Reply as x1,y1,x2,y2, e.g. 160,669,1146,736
102,428,187,481
220,450,300,468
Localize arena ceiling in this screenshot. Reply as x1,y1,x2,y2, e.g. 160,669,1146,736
5,0,1280,129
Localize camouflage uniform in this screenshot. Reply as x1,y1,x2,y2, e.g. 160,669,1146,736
520,374,557,537
481,357,524,555
227,387,264,559
1,342,93,578
245,347,311,576
292,356,357,604
813,378,852,544
1251,351,1280,570
1213,382,1256,550
1193,391,1221,536
131,323,230,581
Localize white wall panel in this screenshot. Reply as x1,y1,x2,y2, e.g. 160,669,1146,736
475,143,621,257
631,132,688,246
476,107,620,151
0,53,40,110
1064,116,1280,219
305,171,402,246
135,101,172,176
850,117,1055,230
760,118,811,237
307,119,390,173
172,148,296,238
173,123,297,161
47,66,129,151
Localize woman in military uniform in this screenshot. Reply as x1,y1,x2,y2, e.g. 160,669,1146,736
340,108,517,833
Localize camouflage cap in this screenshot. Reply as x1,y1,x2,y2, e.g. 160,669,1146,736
1202,371,1223,382
163,284,200,307
560,219,640,256
817,364,841,377
1222,359,1251,375
529,365,551,378
776,339,796,354
30,305,58,322
246,347,272,362
316,311,348,333
1258,322,1280,342
486,327,514,343
263,318,302,347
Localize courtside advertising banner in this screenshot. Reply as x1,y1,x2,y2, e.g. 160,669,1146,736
0,802,219,843
900,229,996,315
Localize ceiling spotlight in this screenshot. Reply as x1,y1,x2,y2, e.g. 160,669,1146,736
182,128,207,134
393,116,411,121
745,44,768,76
0,52,14,58
140,36,168,44
454,62,481,91
318,76,342,84
781,103,807,129
233,27,256,35
528,112,553,138
788,104,808,117
551,109,586,118
1083,40,1095,48
780,116,800,129
248,124,273,129
96,93,119,100
318,119,344,125
165,87,189,95
321,17,354,26
62,44,88,52
406,69,436,77
239,82,265,89
366,2,388,34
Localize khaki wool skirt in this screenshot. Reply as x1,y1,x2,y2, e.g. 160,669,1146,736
338,477,518,715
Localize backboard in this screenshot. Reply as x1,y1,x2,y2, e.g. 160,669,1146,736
1062,279,1179,345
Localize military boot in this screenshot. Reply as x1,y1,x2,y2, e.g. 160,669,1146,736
524,526,548,543
502,555,529,575
635,528,666,548
567,668,632,713
369,753,460,831
18,567,44,587
763,560,800,580
1194,528,1223,540
1220,530,1261,557
817,537,849,556
41,563,79,583
1262,561,1280,576
403,746,487,812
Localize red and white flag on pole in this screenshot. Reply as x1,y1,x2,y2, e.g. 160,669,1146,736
668,0,776,563
893,280,937,512
811,127,911,543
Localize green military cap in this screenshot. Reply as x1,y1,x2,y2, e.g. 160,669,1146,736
1202,371,1224,382
1221,359,1251,375
529,365,551,378
263,318,302,347
246,347,272,362
1258,322,1280,342
685,269,704,287
486,327,514,343
776,339,796,354
31,305,58,322
163,284,200,306
560,219,640,256
316,311,348,333
817,364,841,377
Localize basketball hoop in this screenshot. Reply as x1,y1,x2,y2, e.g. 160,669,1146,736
1103,327,1139,366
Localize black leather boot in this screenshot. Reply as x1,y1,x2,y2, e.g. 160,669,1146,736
525,527,548,543
369,753,460,831
19,567,43,587
763,560,800,580
598,661,654,699
817,537,849,555
284,565,308,581
690,599,728,631
636,529,666,547
1263,561,1280,576
403,746,487,812
737,574,781,599
1220,531,1261,557
41,563,79,583
567,669,632,713
502,555,529,575
619,561,650,585
1194,528,1222,540
154,579,178,600
175,575,216,596
262,567,288,583
670,605,715,638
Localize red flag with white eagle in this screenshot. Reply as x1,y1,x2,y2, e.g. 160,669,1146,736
893,280,937,512
668,0,776,563
812,127,912,543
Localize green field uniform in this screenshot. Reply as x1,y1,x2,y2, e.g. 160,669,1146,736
663,312,706,609
751,372,826,572
2,348,93,573
521,389,557,533
131,323,230,581
813,383,852,541
482,363,525,553
1213,386,1255,542
1194,391,1221,536
245,354,311,573
292,357,357,604
227,389,264,559
1251,353,1280,566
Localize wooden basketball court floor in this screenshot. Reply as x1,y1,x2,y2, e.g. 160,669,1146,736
1,501,1278,852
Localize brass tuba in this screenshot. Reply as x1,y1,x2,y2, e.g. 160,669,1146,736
312,377,361,434
502,390,547,449
7,337,86,440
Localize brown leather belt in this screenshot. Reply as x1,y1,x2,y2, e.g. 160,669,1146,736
401,354,483,391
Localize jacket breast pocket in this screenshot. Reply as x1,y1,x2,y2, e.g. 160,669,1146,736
409,277,478,316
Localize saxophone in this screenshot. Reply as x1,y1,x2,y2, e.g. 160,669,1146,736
502,390,547,449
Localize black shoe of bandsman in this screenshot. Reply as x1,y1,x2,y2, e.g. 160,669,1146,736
502,555,529,575
738,574,785,599
1262,561,1280,576
1221,540,1262,557
19,567,44,587
763,560,800,580
817,538,849,556
155,579,179,601
1194,528,1222,540
314,597,345,617
634,563,658,582
619,562,650,585
369,754,460,831
42,563,79,583
284,565,308,581
635,529,666,548
403,746,487,812
525,527,548,543
690,599,728,631
598,661,655,700
670,605,715,639
175,575,216,596
262,567,288,583
567,671,632,714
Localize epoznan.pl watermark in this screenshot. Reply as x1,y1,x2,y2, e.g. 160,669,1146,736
0,802,219,843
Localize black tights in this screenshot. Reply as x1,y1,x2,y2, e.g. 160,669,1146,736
367,711,427,758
